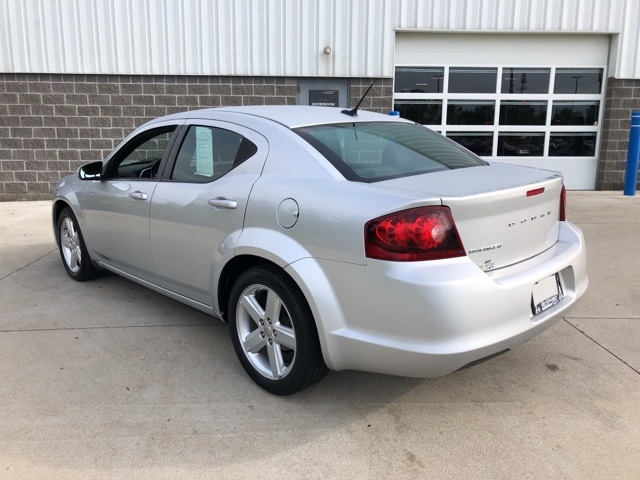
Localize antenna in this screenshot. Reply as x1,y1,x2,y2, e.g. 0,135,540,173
341,83,374,117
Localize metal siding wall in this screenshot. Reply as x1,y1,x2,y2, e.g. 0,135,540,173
0,0,638,78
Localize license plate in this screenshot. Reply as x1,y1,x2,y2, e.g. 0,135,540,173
532,273,563,315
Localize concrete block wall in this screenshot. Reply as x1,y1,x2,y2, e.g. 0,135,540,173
0,74,392,200
597,78,640,190
349,79,394,112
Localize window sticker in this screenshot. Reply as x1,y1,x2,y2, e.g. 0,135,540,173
195,127,214,177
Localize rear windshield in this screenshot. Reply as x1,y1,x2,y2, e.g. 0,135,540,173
295,122,487,182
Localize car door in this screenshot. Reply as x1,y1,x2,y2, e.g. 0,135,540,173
82,121,182,279
149,120,269,306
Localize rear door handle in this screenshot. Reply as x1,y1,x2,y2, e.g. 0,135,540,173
208,198,238,209
128,191,148,201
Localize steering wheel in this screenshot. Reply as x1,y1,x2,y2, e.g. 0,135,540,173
139,159,161,178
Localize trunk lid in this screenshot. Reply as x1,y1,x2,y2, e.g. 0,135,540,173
375,163,564,271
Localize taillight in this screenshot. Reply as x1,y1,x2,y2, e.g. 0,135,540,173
365,206,466,261
559,185,567,221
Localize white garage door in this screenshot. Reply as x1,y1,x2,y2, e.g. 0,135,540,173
394,33,610,190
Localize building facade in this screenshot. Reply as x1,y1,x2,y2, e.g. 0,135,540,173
1,0,639,199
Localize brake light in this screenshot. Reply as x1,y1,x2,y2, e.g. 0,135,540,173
527,187,545,197
559,185,567,221
365,206,466,261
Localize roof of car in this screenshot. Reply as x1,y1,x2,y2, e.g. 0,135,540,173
160,105,409,129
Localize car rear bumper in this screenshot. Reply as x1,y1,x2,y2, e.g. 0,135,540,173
286,221,588,377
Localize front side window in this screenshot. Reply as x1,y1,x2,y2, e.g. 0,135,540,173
106,126,177,179
171,126,257,183
296,122,486,183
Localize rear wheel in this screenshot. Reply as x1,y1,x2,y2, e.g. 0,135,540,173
57,207,102,281
228,266,328,395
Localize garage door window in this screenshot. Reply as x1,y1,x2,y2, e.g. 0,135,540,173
550,133,597,156
448,67,497,93
446,132,493,156
551,101,600,125
498,133,544,157
394,100,442,125
501,68,550,94
394,66,604,160
499,101,547,126
554,68,603,94
447,101,494,125
394,67,444,93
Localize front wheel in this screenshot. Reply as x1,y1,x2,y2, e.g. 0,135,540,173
57,207,102,281
228,266,328,395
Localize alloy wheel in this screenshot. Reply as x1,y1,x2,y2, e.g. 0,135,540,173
60,216,82,274
236,283,297,380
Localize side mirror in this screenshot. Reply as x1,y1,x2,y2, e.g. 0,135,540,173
78,161,103,180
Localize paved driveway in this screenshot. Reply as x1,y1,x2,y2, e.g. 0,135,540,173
1,193,639,479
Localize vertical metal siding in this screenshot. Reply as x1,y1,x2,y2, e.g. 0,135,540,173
0,0,638,78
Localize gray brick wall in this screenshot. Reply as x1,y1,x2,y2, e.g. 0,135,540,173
597,78,640,191
0,74,392,200
4,72,640,196
349,79,394,112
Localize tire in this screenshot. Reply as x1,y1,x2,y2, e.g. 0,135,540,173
57,207,103,281
228,266,328,395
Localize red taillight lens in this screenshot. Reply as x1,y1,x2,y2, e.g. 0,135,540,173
365,206,466,261
526,187,545,197
559,185,567,221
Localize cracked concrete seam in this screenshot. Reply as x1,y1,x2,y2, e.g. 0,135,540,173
563,318,640,375
0,249,57,282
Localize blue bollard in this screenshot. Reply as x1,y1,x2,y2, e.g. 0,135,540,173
623,110,640,196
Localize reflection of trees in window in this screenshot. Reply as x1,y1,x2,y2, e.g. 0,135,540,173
551,102,599,125
447,103,494,125
586,105,598,124
499,102,546,126
553,108,581,125
394,101,442,124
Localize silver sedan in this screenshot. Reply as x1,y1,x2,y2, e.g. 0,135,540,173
52,106,588,395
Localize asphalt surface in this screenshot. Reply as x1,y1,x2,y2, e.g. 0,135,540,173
1,193,639,479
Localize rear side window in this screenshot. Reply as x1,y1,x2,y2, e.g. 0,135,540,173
171,125,257,183
295,122,486,182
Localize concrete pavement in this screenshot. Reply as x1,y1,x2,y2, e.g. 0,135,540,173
1,193,639,479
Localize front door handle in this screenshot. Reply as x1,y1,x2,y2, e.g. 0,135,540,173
128,191,148,201
208,197,238,209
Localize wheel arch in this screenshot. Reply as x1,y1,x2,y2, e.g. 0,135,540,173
52,198,104,274
52,199,73,247
217,254,274,323
217,253,345,371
